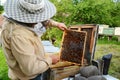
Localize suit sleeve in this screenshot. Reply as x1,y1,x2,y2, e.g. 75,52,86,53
11,35,52,76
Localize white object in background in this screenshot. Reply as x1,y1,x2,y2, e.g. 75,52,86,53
98,24,109,34
103,75,119,80
115,27,120,36
42,40,53,46
43,46,59,53
42,40,60,53
62,78,69,80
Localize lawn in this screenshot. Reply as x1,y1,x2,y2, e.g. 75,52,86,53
95,44,120,79
0,39,120,80
95,39,120,79
0,48,9,80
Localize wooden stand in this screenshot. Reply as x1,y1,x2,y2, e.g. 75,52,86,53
50,65,80,80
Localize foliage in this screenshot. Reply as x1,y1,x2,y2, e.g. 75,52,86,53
111,4,120,26
0,5,3,14
71,0,113,25
72,0,82,5
44,0,120,46
51,0,120,26
41,28,63,47
51,0,76,25
0,48,9,80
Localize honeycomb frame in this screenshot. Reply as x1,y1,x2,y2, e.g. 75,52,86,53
60,29,87,65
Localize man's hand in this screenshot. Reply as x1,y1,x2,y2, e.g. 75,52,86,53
49,54,60,64
57,23,67,31
49,19,67,31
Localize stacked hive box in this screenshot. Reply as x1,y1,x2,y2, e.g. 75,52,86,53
69,24,99,64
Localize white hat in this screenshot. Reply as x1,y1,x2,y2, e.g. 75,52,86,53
4,0,56,23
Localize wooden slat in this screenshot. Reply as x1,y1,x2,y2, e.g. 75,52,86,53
50,66,80,80
50,61,75,69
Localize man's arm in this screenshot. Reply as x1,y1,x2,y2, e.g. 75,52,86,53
42,19,67,31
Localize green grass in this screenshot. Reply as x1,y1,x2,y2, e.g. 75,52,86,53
98,36,120,45
0,38,120,79
0,48,9,80
95,38,120,79
95,44,120,79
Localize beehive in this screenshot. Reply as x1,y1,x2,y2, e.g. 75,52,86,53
60,29,87,65
49,25,98,80
69,24,99,64
51,24,98,68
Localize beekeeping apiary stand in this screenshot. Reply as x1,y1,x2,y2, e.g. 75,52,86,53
49,24,99,80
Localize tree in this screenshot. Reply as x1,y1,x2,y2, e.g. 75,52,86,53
72,0,82,5
70,0,115,26
43,0,120,46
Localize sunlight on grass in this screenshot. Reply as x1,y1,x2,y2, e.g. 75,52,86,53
95,42,120,79
0,48,9,80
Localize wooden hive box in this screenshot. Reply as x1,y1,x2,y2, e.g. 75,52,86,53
50,29,87,80
50,24,99,68
49,24,98,80
69,24,99,64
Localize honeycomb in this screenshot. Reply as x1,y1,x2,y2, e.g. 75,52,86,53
60,29,87,64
